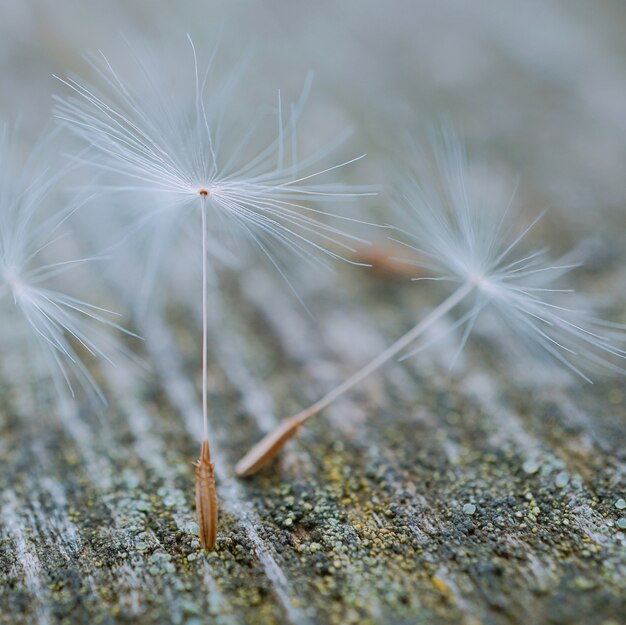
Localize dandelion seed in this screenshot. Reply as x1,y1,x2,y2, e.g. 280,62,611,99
56,38,374,548
194,438,217,551
349,241,426,279
236,131,626,476
0,125,131,403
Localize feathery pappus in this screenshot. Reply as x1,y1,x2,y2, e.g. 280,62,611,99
0,125,131,404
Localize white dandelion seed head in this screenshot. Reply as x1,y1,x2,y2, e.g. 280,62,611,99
0,125,132,402
394,131,626,382
54,36,376,303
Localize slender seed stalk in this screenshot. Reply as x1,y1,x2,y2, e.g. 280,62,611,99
201,194,209,443
235,281,475,476
195,193,218,549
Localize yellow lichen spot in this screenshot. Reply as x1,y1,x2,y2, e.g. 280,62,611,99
328,466,342,482
432,575,451,594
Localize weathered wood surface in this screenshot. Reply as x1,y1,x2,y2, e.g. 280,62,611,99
1,1,626,624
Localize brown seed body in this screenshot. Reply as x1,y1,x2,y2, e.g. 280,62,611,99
195,439,218,550
350,243,426,280
234,415,303,477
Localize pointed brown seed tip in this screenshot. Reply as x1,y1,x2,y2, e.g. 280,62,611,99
198,188,209,196
235,416,303,477
195,438,218,550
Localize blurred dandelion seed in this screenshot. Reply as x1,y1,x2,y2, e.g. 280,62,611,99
0,125,131,404
56,37,375,549
236,131,626,477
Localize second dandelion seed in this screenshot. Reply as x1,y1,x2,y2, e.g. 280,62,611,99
236,131,626,476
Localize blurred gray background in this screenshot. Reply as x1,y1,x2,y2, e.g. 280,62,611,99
3,0,626,232
1,2,625,625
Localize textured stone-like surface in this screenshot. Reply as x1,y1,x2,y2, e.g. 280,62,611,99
1,261,624,625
